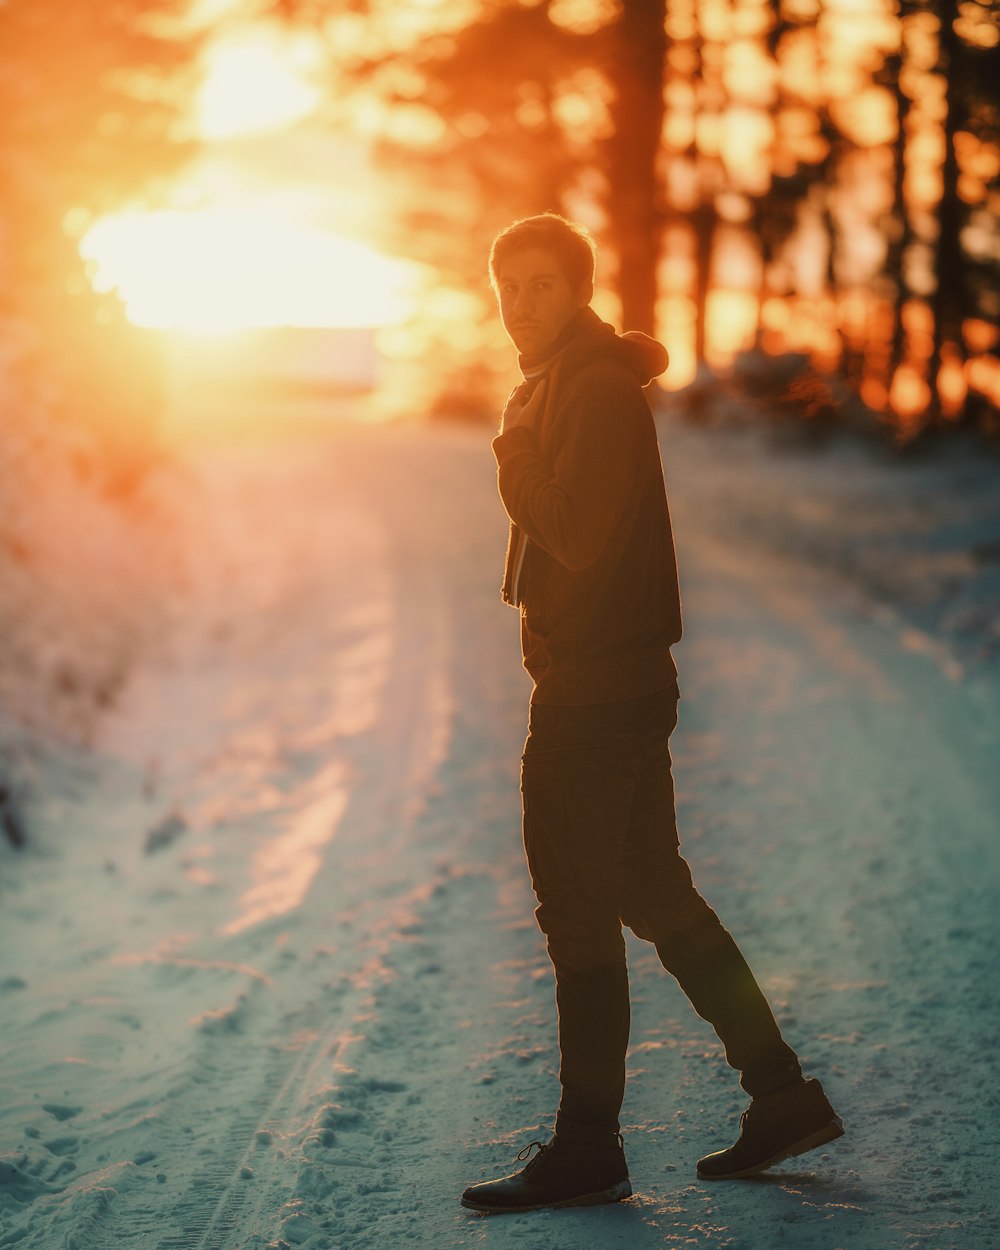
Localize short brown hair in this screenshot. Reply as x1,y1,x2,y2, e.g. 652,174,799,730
489,212,597,293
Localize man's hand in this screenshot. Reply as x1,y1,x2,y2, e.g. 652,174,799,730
500,378,546,435
499,388,525,434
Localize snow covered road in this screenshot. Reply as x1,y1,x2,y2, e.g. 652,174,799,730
2,412,998,1250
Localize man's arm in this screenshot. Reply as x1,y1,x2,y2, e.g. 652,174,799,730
492,365,643,572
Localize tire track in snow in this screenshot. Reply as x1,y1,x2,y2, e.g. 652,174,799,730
122,431,461,1250
0,428,462,1250
147,976,377,1250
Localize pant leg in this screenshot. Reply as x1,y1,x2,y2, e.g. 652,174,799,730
619,686,802,1096
520,701,636,1140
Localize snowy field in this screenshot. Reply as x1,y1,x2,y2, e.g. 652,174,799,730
2,399,999,1250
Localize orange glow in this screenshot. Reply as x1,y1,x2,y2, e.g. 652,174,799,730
760,297,792,335
721,108,774,193
956,131,1000,181
658,229,697,291
701,0,747,44
955,1,1000,48
695,112,724,160
722,40,776,108
196,23,324,140
829,86,897,148
906,126,947,211
663,98,696,153
966,355,1000,407
779,29,824,106
964,319,1000,353
223,771,348,935
901,299,934,364
705,289,759,368
555,70,614,144
790,299,842,364
777,108,830,170
81,211,422,332
39,0,992,435
838,288,877,347
937,348,968,418
902,9,940,73
956,131,1000,205
75,12,428,339
861,374,889,412
548,0,621,35
820,0,900,92
889,362,932,419
656,294,697,390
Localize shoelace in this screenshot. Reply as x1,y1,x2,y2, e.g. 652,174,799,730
516,1133,625,1165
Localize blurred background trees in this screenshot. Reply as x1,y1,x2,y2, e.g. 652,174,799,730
0,0,194,485
0,1,195,751
313,0,999,436
0,0,997,440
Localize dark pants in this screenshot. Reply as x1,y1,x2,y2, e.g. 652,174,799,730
520,683,801,1141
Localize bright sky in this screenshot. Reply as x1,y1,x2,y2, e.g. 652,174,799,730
81,210,420,331
196,23,323,141
81,18,416,333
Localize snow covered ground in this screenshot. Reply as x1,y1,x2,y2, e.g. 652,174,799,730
1,398,998,1250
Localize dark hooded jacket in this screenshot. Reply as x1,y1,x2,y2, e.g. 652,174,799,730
492,307,682,705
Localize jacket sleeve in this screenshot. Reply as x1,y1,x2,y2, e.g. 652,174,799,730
492,363,643,572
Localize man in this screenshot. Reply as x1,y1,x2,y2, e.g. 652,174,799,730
460,213,843,1215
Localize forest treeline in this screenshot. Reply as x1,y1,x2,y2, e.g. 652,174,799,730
1,0,998,448
1,0,195,486
0,1,189,765
327,0,999,436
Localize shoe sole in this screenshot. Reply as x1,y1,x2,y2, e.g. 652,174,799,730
460,1179,633,1214
697,1116,845,1181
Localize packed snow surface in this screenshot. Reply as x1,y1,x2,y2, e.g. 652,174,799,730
2,404,998,1250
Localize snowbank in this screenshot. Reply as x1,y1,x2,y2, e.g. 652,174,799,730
659,393,1000,697
0,383,188,848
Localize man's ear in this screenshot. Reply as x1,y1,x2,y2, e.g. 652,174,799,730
577,280,594,308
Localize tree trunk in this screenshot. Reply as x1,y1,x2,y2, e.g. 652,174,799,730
930,0,965,421
692,204,717,365
603,0,667,333
886,46,914,386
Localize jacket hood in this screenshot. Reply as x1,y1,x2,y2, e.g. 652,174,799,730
616,329,670,385
526,307,668,385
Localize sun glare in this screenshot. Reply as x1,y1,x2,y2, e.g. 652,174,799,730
81,211,419,332
197,25,323,140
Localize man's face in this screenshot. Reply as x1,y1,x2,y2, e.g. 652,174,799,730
494,247,591,357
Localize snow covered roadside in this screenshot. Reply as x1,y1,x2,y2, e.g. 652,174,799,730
659,403,1000,686
1,409,998,1250
0,390,188,849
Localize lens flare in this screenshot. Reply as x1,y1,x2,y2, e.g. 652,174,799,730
196,25,323,140
81,211,421,332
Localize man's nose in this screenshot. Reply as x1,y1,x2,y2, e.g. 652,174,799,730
514,290,535,317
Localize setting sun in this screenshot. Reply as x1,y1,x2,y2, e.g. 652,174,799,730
75,14,419,337
80,210,421,332
196,23,324,140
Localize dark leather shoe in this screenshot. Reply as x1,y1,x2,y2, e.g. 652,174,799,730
461,1134,632,1213
697,1077,844,1180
